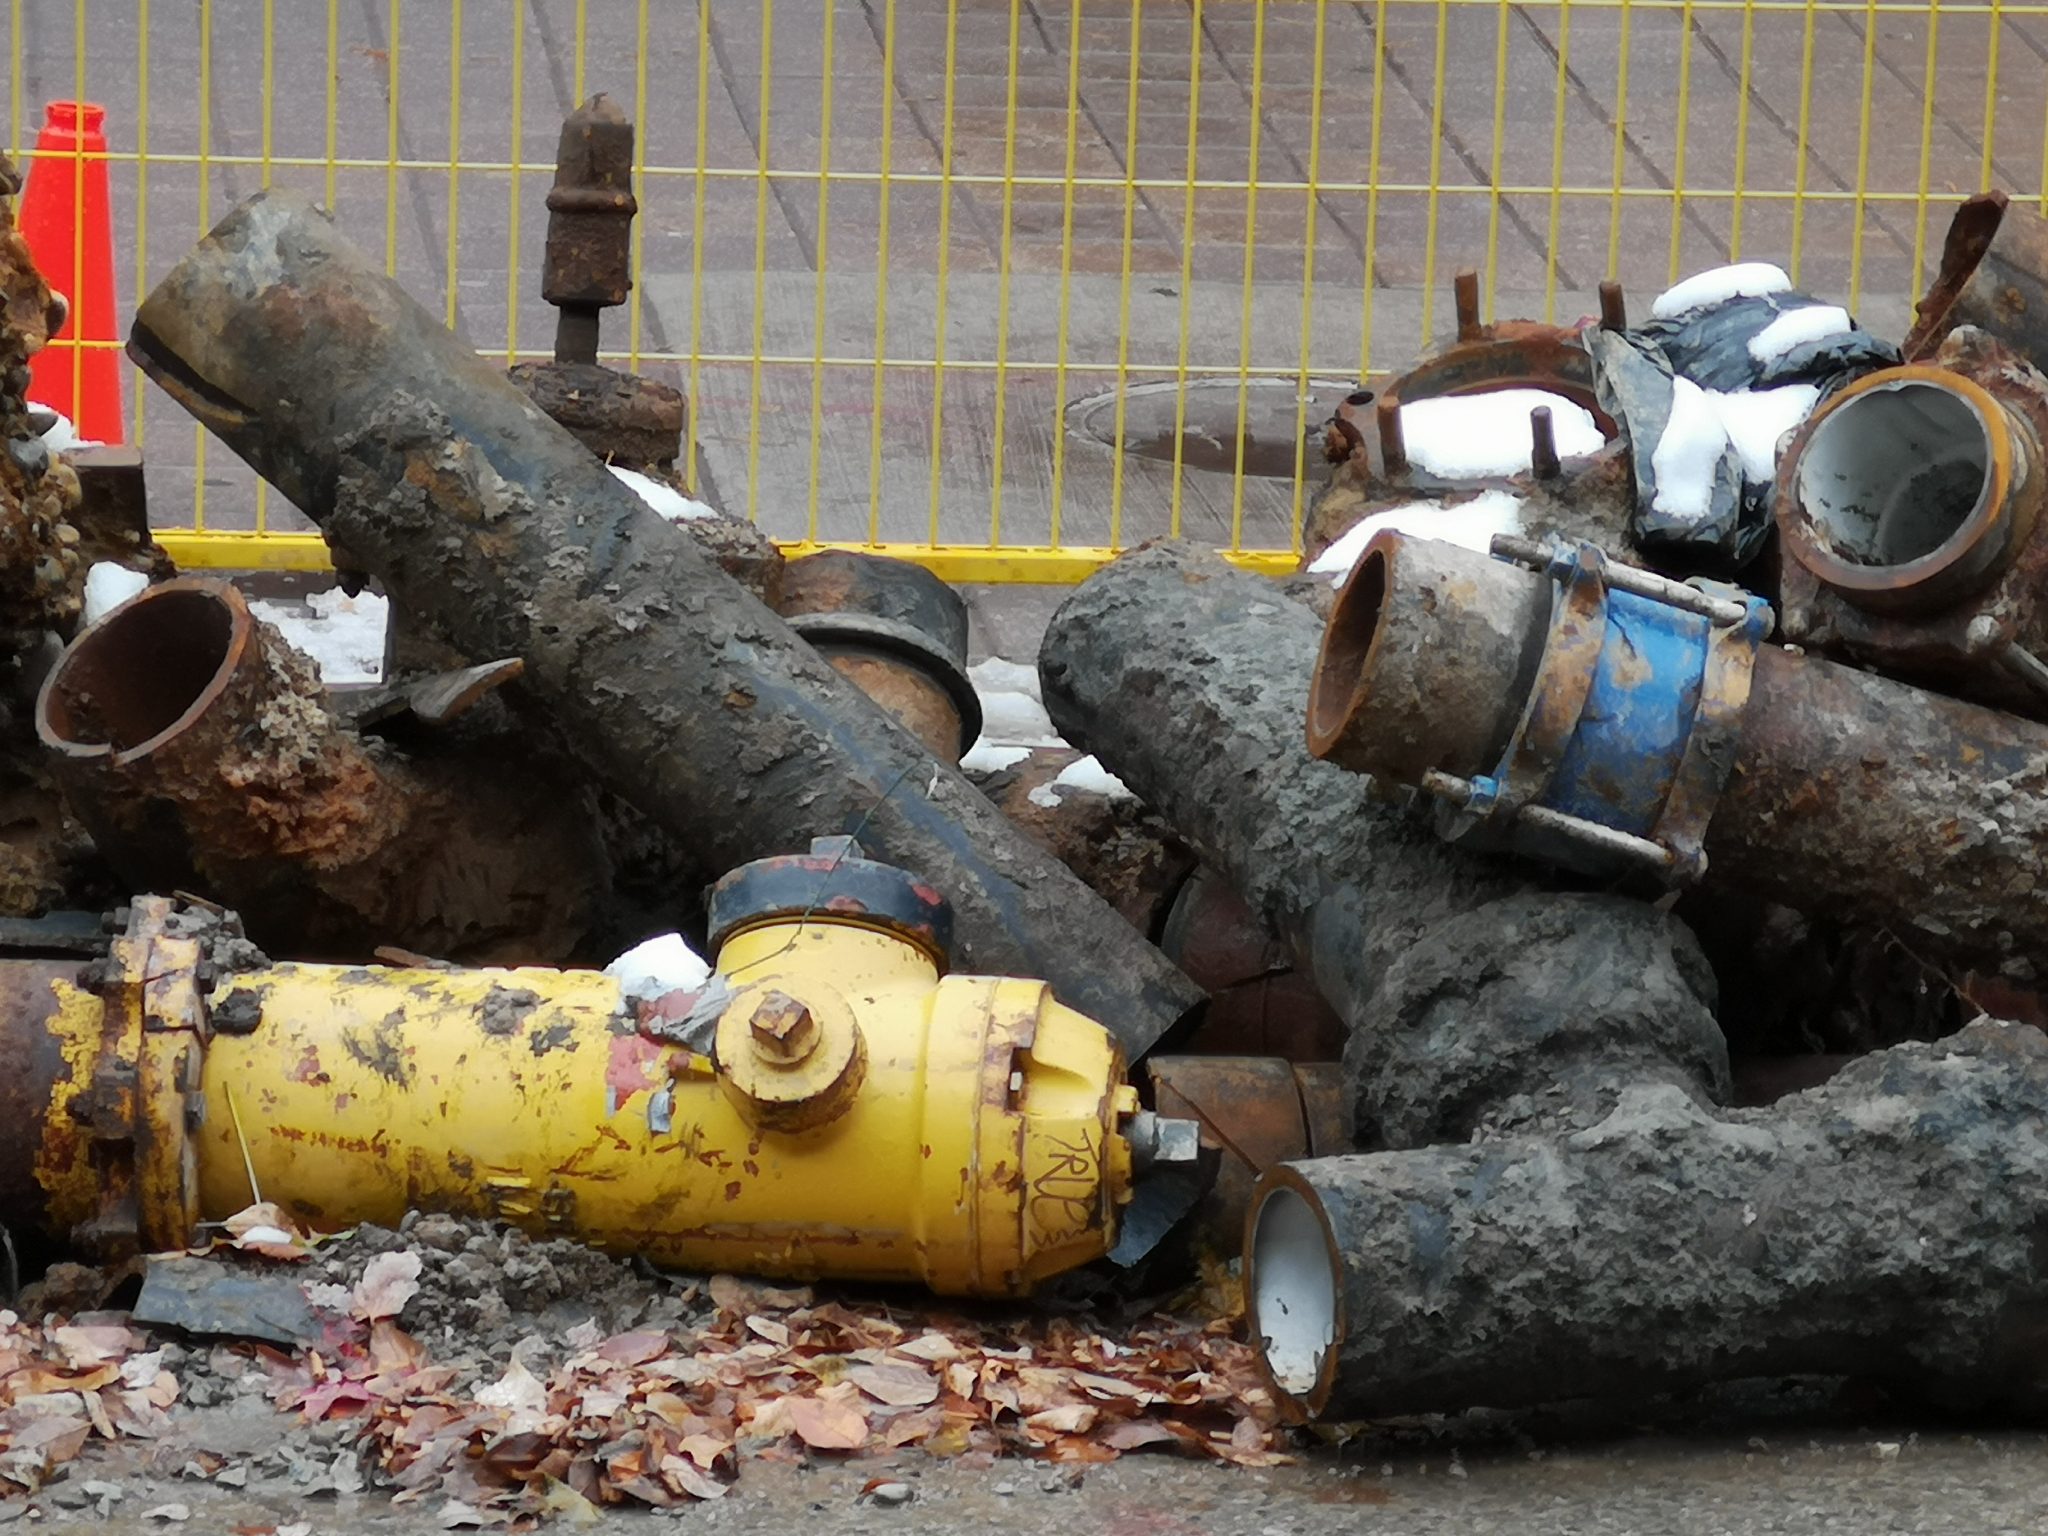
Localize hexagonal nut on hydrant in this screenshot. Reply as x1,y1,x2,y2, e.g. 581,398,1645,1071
749,991,819,1064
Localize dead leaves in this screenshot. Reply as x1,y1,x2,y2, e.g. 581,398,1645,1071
350,1251,423,1321
0,1312,179,1492
250,1262,1288,1523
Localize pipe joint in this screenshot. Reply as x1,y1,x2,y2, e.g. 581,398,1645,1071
1309,532,1771,884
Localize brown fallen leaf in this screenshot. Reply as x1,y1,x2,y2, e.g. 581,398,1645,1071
597,1330,670,1366
1025,1403,1098,1436
660,1452,730,1500
784,1389,868,1451
351,1251,424,1321
845,1362,939,1408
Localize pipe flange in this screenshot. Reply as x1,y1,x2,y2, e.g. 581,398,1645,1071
783,610,984,752
707,837,954,967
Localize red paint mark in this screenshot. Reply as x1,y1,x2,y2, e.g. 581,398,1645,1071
291,1043,330,1086
334,1093,352,1112
606,1034,665,1105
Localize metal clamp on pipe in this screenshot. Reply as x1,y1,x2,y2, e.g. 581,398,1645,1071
1307,531,1773,883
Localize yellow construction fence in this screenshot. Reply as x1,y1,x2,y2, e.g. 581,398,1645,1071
5,0,2037,581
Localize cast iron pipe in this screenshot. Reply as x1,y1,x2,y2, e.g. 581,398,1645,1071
125,192,1199,1057
777,550,982,763
1308,530,2048,977
1247,1019,2048,1420
1772,336,2048,714
1038,543,1727,1149
35,578,606,964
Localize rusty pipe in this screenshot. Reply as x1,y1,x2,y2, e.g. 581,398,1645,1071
1773,340,2048,713
124,191,1200,1056
777,551,981,763
1309,530,2048,975
35,578,606,964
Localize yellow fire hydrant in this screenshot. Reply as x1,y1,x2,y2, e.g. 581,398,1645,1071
3,841,1198,1297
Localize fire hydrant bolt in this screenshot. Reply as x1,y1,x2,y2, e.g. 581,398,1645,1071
748,991,818,1064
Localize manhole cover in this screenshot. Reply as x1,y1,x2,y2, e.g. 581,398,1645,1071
1066,377,1356,480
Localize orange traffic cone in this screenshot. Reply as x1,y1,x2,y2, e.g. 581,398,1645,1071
19,101,123,444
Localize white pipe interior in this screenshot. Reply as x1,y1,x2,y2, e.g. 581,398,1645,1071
1795,379,1992,567
1251,1187,1338,1398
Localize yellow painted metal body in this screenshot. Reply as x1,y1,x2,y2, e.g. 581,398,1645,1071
31,905,1137,1297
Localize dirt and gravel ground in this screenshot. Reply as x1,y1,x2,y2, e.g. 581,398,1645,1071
6,1217,2046,1535
37,1400,2048,1535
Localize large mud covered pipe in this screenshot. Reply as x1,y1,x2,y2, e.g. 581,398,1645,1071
1247,1020,2048,1420
1038,544,1728,1148
35,577,604,963
125,192,1199,1055
1308,531,2048,977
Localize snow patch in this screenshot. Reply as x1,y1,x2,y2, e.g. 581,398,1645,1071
1746,305,1853,367
974,689,1061,748
604,932,712,1003
963,657,1071,770
1650,262,1792,320
967,657,1042,703
1027,754,1134,808
960,740,1034,775
608,464,718,522
31,405,101,453
1397,389,1604,479
1310,490,1525,584
1709,384,1821,484
247,587,390,687
82,562,148,625
1650,377,1731,523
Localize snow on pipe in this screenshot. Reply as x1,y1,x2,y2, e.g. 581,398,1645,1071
1773,341,2048,715
125,191,1201,1057
1306,529,2048,976
1248,1019,2048,1421
35,578,608,964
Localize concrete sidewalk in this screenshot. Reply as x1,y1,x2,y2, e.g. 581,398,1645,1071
7,0,2027,551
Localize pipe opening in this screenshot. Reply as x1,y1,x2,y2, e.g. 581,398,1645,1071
1796,379,1994,568
1307,548,1388,756
1250,1186,1337,1399
42,587,241,752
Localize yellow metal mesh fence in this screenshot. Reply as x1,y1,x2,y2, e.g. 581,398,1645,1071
4,0,2039,580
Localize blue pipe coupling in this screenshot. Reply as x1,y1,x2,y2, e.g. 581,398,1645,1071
1306,531,1773,882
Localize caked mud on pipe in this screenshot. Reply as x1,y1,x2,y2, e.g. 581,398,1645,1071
36,577,606,963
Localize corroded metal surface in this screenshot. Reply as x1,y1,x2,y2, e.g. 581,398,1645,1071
1775,334,2048,715
1307,532,1549,782
1707,640,2048,974
541,94,636,366
779,551,981,761
126,191,1200,1055
1157,870,1345,1061
36,579,606,964
1144,1055,1344,1254
0,959,88,1241
1904,191,2048,363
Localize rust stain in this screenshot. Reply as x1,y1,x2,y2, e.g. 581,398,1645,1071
723,1180,743,1202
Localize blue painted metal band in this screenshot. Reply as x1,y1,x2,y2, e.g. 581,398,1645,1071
1540,586,1712,837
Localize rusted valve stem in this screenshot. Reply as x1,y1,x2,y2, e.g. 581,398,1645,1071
542,94,637,366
